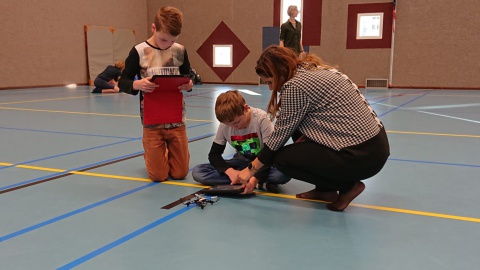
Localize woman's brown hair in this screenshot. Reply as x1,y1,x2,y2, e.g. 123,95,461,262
255,46,333,120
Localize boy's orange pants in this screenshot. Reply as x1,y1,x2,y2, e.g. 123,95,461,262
142,125,190,181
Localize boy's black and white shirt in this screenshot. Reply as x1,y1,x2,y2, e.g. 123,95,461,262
260,65,383,164
119,41,191,128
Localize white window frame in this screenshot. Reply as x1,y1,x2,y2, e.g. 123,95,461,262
213,45,233,67
356,12,384,40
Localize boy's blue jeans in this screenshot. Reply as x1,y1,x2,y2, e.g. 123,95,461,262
192,158,291,186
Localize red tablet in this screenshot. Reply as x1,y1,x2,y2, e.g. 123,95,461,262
143,75,190,125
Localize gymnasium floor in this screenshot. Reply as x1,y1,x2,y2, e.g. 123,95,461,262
0,84,479,270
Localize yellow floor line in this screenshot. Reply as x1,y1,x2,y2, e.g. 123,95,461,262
187,118,215,122
160,181,206,188
352,203,480,223
3,162,480,223
0,108,474,137
1,108,477,134
0,95,91,105
16,164,66,172
0,107,139,118
70,171,151,182
0,162,14,166
0,106,213,122
259,193,480,223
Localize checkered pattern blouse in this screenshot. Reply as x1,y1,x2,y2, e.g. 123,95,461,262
260,65,383,163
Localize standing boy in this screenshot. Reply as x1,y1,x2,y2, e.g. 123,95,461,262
119,6,193,181
192,90,290,193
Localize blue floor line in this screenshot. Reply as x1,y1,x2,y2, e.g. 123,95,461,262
378,92,430,117
0,119,212,140
0,151,144,191
0,171,71,191
390,158,480,168
56,204,196,270
0,182,158,243
0,138,140,171
0,126,136,140
0,121,212,171
0,133,213,191
368,96,392,105
187,122,213,128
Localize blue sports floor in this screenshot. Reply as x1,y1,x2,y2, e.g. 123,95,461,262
0,85,479,269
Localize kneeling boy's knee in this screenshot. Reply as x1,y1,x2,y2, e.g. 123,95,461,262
148,170,168,182
170,171,188,180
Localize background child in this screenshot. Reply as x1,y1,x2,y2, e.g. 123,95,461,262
91,61,124,93
192,90,290,193
118,6,194,181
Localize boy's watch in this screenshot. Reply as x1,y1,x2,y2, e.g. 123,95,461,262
247,162,257,174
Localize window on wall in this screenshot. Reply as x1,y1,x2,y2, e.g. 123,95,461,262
281,0,303,23
213,45,233,67
346,3,393,49
357,13,384,39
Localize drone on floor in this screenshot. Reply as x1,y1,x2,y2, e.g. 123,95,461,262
183,194,219,209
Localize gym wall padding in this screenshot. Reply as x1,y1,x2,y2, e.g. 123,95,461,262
113,28,137,63
85,25,135,85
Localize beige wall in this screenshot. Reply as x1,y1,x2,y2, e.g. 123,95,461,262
1,0,479,89
0,0,149,89
393,0,480,88
318,0,392,85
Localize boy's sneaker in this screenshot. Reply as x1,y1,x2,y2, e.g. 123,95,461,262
256,182,280,193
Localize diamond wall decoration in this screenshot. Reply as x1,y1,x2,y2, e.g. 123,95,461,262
196,21,250,82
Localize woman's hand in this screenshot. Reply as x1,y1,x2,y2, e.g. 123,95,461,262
133,77,157,93
236,167,253,185
242,176,259,194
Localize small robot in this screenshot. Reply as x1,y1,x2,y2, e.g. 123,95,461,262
183,194,219,209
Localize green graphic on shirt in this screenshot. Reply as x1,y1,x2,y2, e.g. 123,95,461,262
230,133,261,159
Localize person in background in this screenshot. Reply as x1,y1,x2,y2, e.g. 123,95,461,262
235,46,390,211
192,90,290,193
279,5,305,58
92,61,125,93
118,6,194,182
